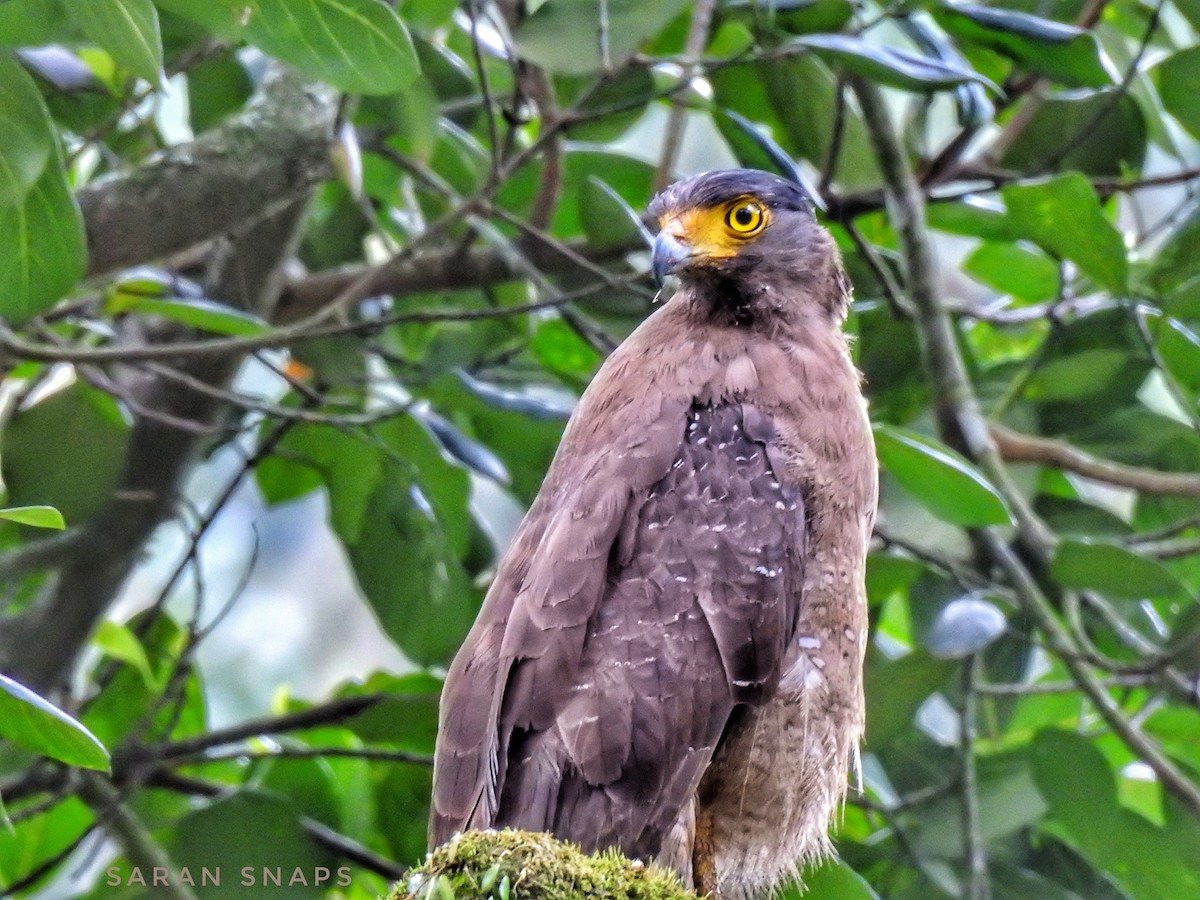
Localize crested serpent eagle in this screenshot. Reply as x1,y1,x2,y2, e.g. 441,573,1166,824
430,169,878,899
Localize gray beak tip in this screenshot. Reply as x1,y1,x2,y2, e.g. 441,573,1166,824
651,232,690,287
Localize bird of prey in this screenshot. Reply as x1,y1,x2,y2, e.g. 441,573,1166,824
430,169,877,899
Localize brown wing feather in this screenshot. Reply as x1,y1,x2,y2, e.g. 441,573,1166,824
431,401,805,858
430,388,689,842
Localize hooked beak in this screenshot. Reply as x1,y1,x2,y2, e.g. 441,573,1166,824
651,230,692,287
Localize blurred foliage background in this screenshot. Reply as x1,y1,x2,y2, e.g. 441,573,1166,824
0,0,1198,898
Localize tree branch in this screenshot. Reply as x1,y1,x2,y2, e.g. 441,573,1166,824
121,694,385,769
78,68,336,278
0,68,339,691
991,424,1200,499
275,237,637,322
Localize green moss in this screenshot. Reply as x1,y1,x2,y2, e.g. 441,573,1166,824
390,829,701,900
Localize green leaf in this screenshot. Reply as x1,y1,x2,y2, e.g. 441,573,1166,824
1051,539,1190,601
92,621,156,688
579,175,649,251
151,0,247,40
0,0,73,47
0,673,110,771
0,56,54,208
789,858,880,898
1030,729,1200,900
963,241,1060,303
873,424,1012,526
1157,47,1200,142
68,0,163,85
926,198,1018,241
256,423,382,543
0,505,64,529
0,797,94,886
346,477,477,667
718,109,816,203
186,53,254,132
999,91,1146,178
514,0,689,74
866,650,955,746
2,382,130,523
531,317,602,384
1002,174,1127,294
1148,208,1200,300
789,33,998,93
1157,318,1200,396
242,0,418,94
1025,348,1131,402
107,294,270,336
166,792,334,898
0,160,87,322
934,3,1112,88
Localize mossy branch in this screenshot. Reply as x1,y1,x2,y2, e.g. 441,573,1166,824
392,830,700,900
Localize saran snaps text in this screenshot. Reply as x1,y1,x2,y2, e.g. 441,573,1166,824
105,866,353,888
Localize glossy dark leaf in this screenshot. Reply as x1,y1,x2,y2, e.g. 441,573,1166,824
897,12,994,126
718,110,824,209
999,92,1147,178
934,3,1113,88
789,33,999,93
580,175,651,250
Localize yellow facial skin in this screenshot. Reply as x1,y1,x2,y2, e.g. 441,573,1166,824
657,195,771,261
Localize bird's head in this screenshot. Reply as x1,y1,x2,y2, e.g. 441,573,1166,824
648,169,847,322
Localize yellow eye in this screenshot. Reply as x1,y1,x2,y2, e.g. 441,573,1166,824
724,198,766,236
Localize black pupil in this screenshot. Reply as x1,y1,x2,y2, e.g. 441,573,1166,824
734,205,756,227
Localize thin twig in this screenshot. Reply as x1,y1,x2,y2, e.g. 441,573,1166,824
979,674,1155,695
180,745,434,766
654,0,717,190
125,694,386,767
959,655,989,900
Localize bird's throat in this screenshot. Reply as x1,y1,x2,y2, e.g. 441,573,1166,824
696,275,756,328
